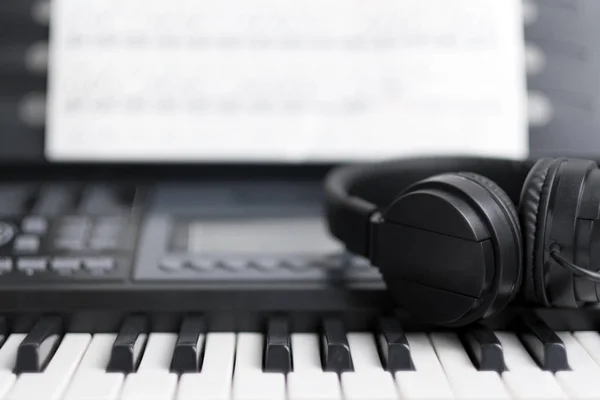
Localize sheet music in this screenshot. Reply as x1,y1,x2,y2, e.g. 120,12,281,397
47,0,526,162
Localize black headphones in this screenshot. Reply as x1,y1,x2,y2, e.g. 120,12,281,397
324,156,600,327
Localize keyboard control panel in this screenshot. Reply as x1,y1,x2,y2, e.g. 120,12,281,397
0,183,140,283
0,180,383,286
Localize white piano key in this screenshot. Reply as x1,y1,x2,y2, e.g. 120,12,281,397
0,334,26,371
574,331,600,369
290,333,322,372
234,333,263,373
446,370,510,400
62,371,124,400
120,371,178,400
404,333,446,376
429,332,476,372
495,331,539,371
429,332,508,399
347,333,384,371
5,333,91,400
556,331,598,371
555,371,600,400
176,333,236,400
0,372,16,398
233,372,286,400
137,333,178,371
74,333,118,373
341,371,398,400
288,333,342,400
232,333,285,400
287,371,342,400
61,334,123,400
503,370,567,400
395,372,454,400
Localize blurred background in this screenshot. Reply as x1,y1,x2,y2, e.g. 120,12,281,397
0,0,599,165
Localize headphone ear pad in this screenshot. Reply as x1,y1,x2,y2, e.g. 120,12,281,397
457,172,521,231
519,158,561,305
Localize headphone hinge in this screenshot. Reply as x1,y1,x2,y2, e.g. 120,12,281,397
368,211,385,264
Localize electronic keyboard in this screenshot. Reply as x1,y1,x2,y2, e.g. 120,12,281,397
0,177,597,400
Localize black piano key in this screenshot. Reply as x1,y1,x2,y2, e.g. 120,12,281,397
170,316,206,373
106,315,148,373
0,317,7,346
461,325,505,372
15,316,62,373
263,317,292,373
519,315,570,372
321,318,353,373
376,317,414,371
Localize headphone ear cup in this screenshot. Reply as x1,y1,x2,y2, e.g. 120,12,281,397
377,172,523,326
519,158,562,305
457,172,521,233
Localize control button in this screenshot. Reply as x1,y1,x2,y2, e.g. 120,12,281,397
219,258,248,272
159,257,185,272
282,257,311,271
88,238,119,250
17,257,47,273
83,257,116,273
13,235,40,253
0,258,13,273
21,216,48,234
54,238,85,251
51,257,81,272
349,256,371,269
187,258,216,272
0,222,15,246
251,258,281,271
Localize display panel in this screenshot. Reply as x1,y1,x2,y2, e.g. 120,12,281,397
187,217,342,255
47,0,526,162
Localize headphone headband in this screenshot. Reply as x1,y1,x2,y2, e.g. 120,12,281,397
324,156,534,257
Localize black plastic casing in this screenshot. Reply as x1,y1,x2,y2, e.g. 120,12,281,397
369,174,522,327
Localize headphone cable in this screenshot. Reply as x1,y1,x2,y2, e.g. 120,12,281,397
550,244,600,283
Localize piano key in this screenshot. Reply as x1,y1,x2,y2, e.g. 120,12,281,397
321,318,353,373
233,333,285,400
62,371,124,400
15,316,62,373
73,334,117,373
170,316,205,373
404,333,445,375
444,370,511,399
495,332,539,371
176,333,235,400
0,318,7,346
347,333,384,371
555,371,600,400
137,333,177,372
341,371,398,400
503,370,568,399
573,331,600,369
555,332,598,372
395,372,454,400
430,332,508,398
263,317,292,373
106,316,148,373
0,334,26,371
6,333,91,400
120,371,177,400
429,332,476,372
376,317,414,371
288,333,343,400
518,315,570,371
461,325,505,372
395,334,453,399
290,333,321,372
